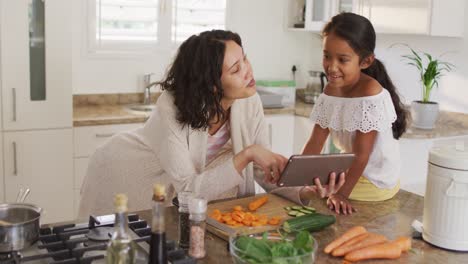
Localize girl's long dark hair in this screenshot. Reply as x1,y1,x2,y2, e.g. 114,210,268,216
158,30,242,130
322,12,408,139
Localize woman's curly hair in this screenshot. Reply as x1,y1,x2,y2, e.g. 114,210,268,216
158,30,242,130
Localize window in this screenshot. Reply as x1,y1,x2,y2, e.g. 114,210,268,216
88,0,227,54
172,0,226,43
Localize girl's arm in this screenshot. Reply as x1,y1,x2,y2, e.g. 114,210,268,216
328,130,377,214
337,130,377,197
302,124,330,155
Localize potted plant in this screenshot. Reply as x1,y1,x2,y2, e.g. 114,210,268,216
401,45,454,129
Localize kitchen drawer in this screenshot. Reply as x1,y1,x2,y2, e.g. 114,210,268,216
74,157,89,190
73,123,142,158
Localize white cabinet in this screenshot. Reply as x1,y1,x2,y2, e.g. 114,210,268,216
362,0,465,37
0,0,73,224
3,129,73,224
285,0,361,32
265,114,295,158
293,116,314,154
285,0,465,37
0,133,3,203
0,0,72,131
73,123,143,217
399,136,468,196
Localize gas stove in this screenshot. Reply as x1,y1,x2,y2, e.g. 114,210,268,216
0,213,195,264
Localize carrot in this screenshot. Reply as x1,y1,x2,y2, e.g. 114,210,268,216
324,226,367,254
233,205,243,211
332,232,388,257
248,196,268,211
392,236,412,252
344,241,402,262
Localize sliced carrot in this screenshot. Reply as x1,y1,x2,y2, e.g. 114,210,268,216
233,205,243,211
248,196,268,211
232,214,243,223
221,215,232,222
324,226,367,254
344,242,402,262
212,209,221,215
242,220,252,226
332,232,388,257
392,236,412,252
251,221,262,227
268,218,280,225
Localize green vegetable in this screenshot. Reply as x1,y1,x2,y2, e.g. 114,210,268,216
282,213,336,233
233,231,314,264
287,210,299,217
285,206,317,217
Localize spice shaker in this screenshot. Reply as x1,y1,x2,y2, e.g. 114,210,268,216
188,198,207,259
177,191,192,250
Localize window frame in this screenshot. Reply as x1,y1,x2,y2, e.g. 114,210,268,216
86,0,231,57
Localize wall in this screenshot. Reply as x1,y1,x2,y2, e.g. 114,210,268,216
71,0,316,94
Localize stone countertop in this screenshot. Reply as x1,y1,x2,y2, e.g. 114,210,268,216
73,94,468,139
130,190,465,264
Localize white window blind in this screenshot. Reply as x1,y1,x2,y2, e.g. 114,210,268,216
172,0,226,43
95,0,159,45
89,0,227,54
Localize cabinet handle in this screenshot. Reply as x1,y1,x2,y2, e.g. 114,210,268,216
268,123,273,147
12,88,17,122
13,142,18,176
95,133,115,138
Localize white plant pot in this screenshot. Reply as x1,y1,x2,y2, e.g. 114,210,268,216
411,101,439,129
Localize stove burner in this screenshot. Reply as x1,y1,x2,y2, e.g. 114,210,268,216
7,213,196,264
86,227,114,241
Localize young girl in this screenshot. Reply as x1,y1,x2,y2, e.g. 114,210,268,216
302,12,408,215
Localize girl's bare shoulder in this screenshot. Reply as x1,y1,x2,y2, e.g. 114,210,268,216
358,75,382,97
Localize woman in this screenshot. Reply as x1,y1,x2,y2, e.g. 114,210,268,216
78,30,344,217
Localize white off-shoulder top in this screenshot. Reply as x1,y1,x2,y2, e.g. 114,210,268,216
310,89,400,189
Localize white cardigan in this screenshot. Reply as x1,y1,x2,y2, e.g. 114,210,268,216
78,92,304,218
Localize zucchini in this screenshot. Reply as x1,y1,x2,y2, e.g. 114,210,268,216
295,212,306,217
284,206,292,211
287,210,299,216
282,213,336,233
291,206,303,210
303,206,316,212
299,209,314,214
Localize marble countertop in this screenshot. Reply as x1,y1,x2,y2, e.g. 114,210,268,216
123,190,462,264
73,94,468,139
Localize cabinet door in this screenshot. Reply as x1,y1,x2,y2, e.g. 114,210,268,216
304,0,332,31
0,0,72,131
430,0,465,37
3,129,74,224
265,114,295,158
0,133,3,203
362,0,430,34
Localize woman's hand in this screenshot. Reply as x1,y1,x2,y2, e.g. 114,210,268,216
327,193,355,215
234,144,288,184
300,172,345,199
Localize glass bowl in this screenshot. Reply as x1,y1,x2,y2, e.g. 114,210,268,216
229,230,317,264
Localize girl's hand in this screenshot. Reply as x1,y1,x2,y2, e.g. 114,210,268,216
243,145,289,184
327,193,355,215
300,172,346,199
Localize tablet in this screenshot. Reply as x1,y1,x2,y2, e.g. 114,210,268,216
276,153,355,187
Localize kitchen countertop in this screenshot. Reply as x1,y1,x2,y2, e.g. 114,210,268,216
127,190,465,264
73,93,468,139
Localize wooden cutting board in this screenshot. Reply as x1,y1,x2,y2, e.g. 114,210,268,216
206,193,298,241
